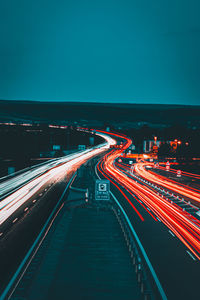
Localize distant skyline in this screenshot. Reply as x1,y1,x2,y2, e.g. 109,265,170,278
1,0,200,105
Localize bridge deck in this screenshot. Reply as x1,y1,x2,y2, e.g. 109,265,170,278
11,171,142,300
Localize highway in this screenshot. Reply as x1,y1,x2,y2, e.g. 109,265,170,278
95,130,200,300
133,162,200,204
1,129,200,299
0,133,114,199
154,163,200,180
7,161,146,300
0,131,117,297
0,134,115,236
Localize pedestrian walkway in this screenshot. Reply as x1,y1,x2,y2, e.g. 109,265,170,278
11,167,142,300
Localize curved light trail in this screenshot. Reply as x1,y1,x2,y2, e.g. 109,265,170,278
0,133,116,227
134,162,200,204
96,131,200,260
157,164,200,180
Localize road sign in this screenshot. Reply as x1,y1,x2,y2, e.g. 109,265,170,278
95,180,110,201
8,167,15,175
53,145,61,150
177,170,182,177
78,145,86,150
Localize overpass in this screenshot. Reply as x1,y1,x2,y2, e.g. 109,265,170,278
2,162,158,300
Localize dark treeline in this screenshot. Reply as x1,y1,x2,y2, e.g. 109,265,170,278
0,101,200,127
0,124,103,176
117,124,200,159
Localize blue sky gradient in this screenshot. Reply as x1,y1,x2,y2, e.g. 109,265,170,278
0,0,200,105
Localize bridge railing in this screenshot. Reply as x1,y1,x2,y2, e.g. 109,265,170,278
110,193,167,300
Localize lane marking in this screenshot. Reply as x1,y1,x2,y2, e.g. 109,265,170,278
168,230,175,237
186,250,196,261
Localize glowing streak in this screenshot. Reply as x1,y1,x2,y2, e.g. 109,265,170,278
0,133,116,226
96,131,200,260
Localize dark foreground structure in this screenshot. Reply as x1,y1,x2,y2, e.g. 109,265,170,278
7,162,156,300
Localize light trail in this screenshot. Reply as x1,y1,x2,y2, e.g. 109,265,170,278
0,133,116,227
115,161,200,214
96,131,200,260
134,162,200,204
0,132,115,199
157,164,200,180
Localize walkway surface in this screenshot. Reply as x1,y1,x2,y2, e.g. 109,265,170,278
11,165,142,300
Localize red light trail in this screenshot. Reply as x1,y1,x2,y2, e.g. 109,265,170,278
134,162,200,204
96,131,200,260
157,164,200,180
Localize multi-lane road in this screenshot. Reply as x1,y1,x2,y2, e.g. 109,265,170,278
0,133,115,233
0,132,116,297
96,130,200,299
1,129,200,299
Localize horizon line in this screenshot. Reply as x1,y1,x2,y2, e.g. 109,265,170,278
0,99,199,107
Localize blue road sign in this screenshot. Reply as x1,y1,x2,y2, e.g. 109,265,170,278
95,179,110,201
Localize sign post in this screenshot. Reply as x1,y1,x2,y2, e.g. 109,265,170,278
95,180,110,201
177,170,182,178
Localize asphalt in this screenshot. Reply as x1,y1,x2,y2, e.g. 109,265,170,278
97,162,200,300
0,169,74,296
10,164,143,300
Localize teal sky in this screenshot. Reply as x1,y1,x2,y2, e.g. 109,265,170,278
0,0,200,105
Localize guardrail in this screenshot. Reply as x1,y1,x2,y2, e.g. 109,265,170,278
0,171,77,300
111,192,167,300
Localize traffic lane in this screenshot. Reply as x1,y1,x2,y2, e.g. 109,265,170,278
0,143,108,200
146,168,200,206
96,168,200,300
134,163,200,206
0,152,104,294
0,169,75,295
0,154,94,231
0,161,58,199
116,165,200,221
110,183,200,300
0,169,46,200
154,165,200,180
0,178,56,236
148,167,200,192
0,160,83,236
119,162,200,209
